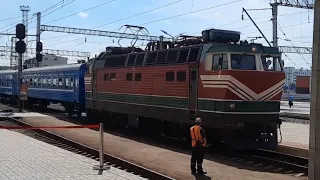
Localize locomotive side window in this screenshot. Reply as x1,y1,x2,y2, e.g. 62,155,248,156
231,54,256,70
110,73,116,81
135,53,145,66
127,54,136,66
104,74,110,81
126,73,132,81
166,50,178,62
156,51,167,64
178,49,189,62
135,73,142,81
146,52,157,65
177,71,186,81
212,54,228,70
166,72,174,81
188,47,200,62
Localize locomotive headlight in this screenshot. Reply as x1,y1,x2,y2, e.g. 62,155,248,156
252,47,257,52
229,103,236,109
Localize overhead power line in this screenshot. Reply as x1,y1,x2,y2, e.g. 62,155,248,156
44,0,242,47
277,22,311,68
41,0,184,46
0,16,20,22
45,0,118,24
139,0,244,26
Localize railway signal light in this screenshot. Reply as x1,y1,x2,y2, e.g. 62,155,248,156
36,42,43,52
16,23,26,40
15,40,26,54
36,53,43,62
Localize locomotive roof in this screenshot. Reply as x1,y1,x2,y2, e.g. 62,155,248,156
23,63,85,73
206,43,281,55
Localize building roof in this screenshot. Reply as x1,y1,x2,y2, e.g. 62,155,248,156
23,63,85,73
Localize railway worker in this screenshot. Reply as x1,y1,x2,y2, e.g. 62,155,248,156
288,94,294,108
190,117,207,175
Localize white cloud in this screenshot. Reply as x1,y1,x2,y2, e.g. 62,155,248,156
78,12,88,18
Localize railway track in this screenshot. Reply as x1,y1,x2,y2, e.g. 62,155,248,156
0,116,174,180
238,149,308,175
0,101,310,178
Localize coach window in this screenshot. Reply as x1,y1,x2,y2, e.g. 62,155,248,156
53,78,57,87
104,74,109,81
58,78,63,87
177,71,186,81
166,72,174,81
126,73,132,81
212,54,228,70
43,78,47,87
34,78,38,88
65,78,70,88
135,73,142,81
75,78,78,87
110,73,116,81
70,78,74,88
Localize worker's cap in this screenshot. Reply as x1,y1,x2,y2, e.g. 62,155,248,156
195,117,202,123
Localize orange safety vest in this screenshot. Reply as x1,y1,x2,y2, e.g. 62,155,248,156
190,125,206,147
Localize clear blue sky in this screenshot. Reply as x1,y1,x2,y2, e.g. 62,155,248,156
0,0,314,69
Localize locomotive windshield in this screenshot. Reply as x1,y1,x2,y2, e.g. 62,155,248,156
231,54,256,70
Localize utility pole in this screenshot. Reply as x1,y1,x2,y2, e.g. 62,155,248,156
20,6,30,63
309,1,319,179
271,3,278,48
36,12,41,67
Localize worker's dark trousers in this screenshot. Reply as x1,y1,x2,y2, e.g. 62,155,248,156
190,146,205,172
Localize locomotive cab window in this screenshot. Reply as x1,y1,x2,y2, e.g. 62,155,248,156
212,54,228,70
261,56,282,72
231,54,256,70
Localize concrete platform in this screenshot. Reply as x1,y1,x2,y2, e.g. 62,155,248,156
17,115,304,180
0,129,146,180
280,101,310,119
276,122,309,158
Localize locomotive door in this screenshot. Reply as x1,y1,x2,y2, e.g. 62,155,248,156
188,65,198,115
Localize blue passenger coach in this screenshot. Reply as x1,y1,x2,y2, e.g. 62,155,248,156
22,63,86,115
0,70,17,99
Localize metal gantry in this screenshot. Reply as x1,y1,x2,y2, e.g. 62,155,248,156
0,46,90,57
278,46,312,54
277,0,314,9
40,25,171,42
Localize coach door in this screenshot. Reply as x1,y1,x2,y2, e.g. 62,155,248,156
188,65,198,115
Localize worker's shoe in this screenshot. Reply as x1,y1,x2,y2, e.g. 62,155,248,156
197,171,207,175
